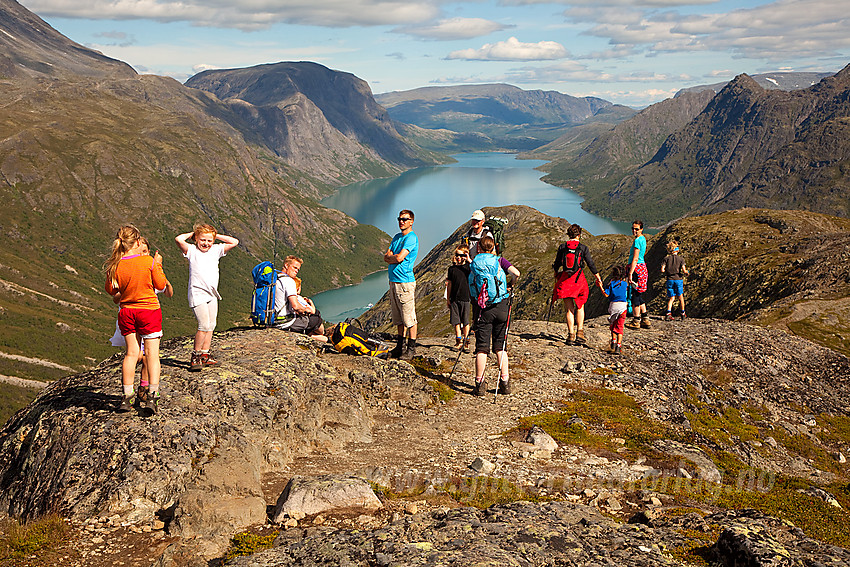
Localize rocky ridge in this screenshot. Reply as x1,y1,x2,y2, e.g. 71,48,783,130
1,313,849,565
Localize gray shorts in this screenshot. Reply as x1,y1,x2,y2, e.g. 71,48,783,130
449,300,470,326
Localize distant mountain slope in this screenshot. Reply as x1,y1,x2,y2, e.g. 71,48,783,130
374,84,629,151
0,0,135,79
608,65,850,225
676,71,834,97
186,62,446,189
532,90,715,208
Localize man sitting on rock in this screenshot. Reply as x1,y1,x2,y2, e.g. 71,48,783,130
274,255,327,342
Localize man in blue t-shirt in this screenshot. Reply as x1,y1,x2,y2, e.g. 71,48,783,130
384,209,419,358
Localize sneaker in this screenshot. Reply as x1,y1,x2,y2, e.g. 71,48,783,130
118,394,135,412
473,378,486,397
201,353,219,367
614,344,622,355
575,329,586,345
625,319,641,330
137,385,150,403
189,352,203,372
498,379,511,395
665,312,674,321
680,313,687,321
640,317,652,329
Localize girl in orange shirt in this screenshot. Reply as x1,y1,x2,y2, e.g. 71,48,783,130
104,225,168,414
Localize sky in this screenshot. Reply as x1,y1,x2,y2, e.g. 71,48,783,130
23,0,850,107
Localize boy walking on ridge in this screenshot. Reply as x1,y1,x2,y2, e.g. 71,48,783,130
661,239,689,320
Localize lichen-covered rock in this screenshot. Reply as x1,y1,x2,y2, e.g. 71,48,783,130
271,475,382,523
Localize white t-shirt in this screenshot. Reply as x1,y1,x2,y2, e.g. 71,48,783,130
273,274,298,329
184,243,227,308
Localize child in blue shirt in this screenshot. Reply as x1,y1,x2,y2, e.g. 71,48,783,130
601,265,629,354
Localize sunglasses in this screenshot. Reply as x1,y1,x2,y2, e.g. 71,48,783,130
455,253,466,257
632,227,641,232
397,217,411,222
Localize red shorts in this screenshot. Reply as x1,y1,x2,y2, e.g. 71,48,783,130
610,310,627,335
118,308,163,339
633,263,648,293
554,271,589,308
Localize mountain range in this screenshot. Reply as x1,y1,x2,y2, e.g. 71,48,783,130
376,84,636,151
534,66,850,226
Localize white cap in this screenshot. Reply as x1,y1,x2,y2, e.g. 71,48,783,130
471,210,485,221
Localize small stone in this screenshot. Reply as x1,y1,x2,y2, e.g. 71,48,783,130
583,488,596,499
313,514,325,525
404,502,419,515
678,468,692,479
152,520,165,530
650,497,662,507
469,457,496,475
764,436,778,448
284,518,298,528
607,497,622,511
835,452,847,464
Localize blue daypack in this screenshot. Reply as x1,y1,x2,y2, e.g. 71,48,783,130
469,254,508,309
251,261,278,326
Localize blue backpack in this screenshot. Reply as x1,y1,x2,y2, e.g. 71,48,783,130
469,254,508,309
251,261,278,326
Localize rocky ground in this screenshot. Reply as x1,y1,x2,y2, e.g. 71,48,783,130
1,315,849,566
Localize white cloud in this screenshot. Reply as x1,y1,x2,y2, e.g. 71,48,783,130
396,17,509,40
27,0,441,30
446,37,568,61
504,61,691,83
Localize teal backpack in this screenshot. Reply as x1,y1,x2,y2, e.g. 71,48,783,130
469,254,508,309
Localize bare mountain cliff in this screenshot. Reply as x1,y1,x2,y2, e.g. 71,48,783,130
185,62,447,189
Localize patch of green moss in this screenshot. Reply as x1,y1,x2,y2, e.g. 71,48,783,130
224,532,277,562
441,476,544,509
428,380,456,403
0,514,68,563
518,386,677,455
685,404,760,446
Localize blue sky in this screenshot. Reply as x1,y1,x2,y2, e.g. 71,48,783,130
24,0,850,107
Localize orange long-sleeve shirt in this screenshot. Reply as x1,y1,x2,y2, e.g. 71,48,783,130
105,255,168,310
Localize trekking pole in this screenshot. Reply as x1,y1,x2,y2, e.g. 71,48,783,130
545,286,555,329
494,290,514,404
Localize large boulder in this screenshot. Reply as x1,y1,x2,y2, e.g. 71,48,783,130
0,329,433,562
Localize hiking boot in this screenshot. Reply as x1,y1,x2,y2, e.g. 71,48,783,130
462,337,470,353
640,317,652,329
473,378,486,397
498,379,511,395
575,329,586,345
201,353,219,367
454,337,463,348
680,313,687,321
625,318,641,330
405,341,417,358
137,385,150,403
665,312,674,321
144,395,159,416
390,336,404,358
614,344,622,355
565,334,575,346
189,352,203,372
118,394,135,413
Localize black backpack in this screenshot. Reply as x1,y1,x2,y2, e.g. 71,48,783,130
554,241,583,280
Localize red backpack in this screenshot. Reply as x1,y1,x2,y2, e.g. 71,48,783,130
556,241,583,280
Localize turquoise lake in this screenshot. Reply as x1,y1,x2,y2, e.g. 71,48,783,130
312,152,632,322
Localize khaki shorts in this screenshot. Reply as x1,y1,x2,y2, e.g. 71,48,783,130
389,281,417,328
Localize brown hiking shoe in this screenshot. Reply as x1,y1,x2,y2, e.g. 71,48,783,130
625,318,640,330
498,379,511,395
201,353,219,367
118,394,135,412
473,378,486,397
189,352,203,372
575,329,586,345
640,317,652,329
137,385,150,403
